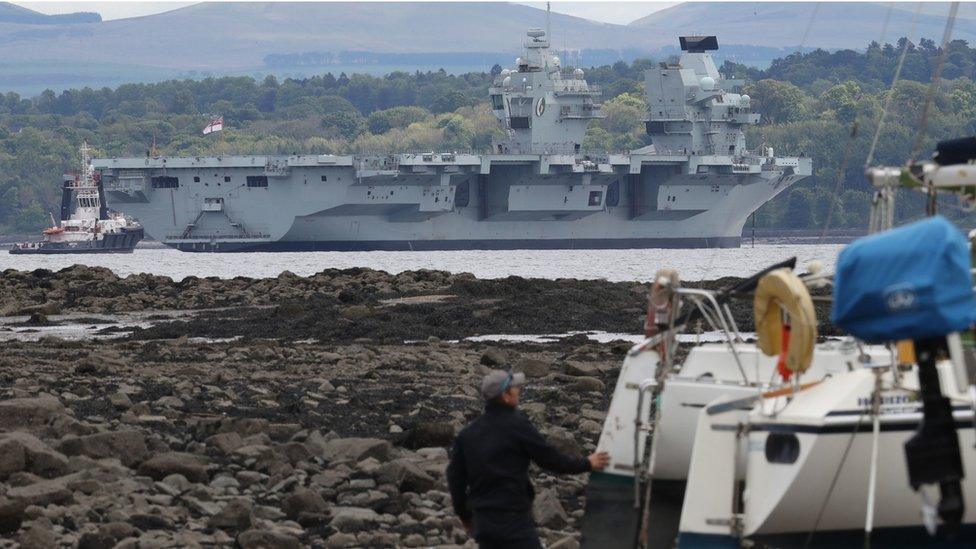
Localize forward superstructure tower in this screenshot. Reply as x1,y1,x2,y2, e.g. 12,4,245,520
489,28,602,154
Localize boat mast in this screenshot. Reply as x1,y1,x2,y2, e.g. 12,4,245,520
546,1,550,43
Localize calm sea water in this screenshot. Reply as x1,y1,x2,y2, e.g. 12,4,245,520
1,242,844,282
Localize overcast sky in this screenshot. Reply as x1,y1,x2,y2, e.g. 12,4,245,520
17,1,676,25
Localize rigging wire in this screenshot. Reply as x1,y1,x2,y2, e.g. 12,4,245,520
865,2,923,168
909,2,960,162
818,2,904,241
701,2,821,275
803,408,867,548
796,3,821,56
877,2,895,48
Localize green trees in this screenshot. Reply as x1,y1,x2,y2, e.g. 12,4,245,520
745,80,807,124
596,93,648,151
367,106,431,134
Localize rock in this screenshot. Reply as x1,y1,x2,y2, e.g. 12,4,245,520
480,347,508,367
0,497,24,534
237,529,301,549
210,474,240,489
205,432,244,454
7,480,73,508
549,537,581,549
57,430,148,467
533,488,569,528
568,376,605,392
319,438,392,464
0,397,64,431
563,361,600,377
310,468,348,489
73,360,107,376
208,498,253,531
402,421,455,449
268,423,302,441
25,313,49,326
521,402,547,421
185,495,222,516
109,391,133,410
279,442,312,464
18,519,57,549
0,435,27,479
281,488,327,520
138,452,209,483
17,302,60,316
340,305,371,320
544,429,581,457
219,418,270,437
0,433,68,479
324,532,358,548
329,506,379,532
128,513,174,530
160,473,191,493
376,459,436,494
516,357,551,378
579,419,602,435
402,533,427,547
154,395,184,408
77,522,139,549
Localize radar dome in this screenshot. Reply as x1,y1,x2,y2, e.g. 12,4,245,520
740,94,751,106
503,76,512,86
500,69,511,77
573,68,585,78
552,56,560,66
700,76,716,91
516,57,525,66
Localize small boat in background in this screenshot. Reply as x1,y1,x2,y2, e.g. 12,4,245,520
10,143,143,255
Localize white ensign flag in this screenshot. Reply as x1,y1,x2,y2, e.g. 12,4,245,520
203,116,224,135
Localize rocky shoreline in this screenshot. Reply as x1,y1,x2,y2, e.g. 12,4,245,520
0,266,837,547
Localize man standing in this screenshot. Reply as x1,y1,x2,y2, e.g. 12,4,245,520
447,369,610,548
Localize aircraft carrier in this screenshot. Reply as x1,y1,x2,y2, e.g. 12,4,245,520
93,32,811,252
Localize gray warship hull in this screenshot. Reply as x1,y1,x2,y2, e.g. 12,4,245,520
94,33,812,252
94,152,809,253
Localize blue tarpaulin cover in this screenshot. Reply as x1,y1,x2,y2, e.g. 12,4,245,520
831,215,976,343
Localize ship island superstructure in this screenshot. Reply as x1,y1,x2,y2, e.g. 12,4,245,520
93,33,811,252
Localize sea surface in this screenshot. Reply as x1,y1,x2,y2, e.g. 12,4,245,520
1,242,845,282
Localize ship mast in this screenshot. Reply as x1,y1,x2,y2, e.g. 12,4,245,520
546,1,550,44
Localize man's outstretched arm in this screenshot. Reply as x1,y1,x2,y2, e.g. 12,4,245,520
517,416,608,474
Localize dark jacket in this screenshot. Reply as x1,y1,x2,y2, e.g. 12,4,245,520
446,401,591,523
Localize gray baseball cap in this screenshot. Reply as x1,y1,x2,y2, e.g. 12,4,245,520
481,370,526,400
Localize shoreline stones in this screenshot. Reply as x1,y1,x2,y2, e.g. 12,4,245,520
0,334,620,546
0,269,645,546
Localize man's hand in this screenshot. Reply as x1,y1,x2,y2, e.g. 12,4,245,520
588,451,610,471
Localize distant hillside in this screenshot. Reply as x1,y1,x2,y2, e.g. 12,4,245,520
630,2,976,50
2,1,975,95
0,2,100,24
0,2,653,69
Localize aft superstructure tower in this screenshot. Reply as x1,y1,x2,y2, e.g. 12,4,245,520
644,36,758,158
489,28,603,154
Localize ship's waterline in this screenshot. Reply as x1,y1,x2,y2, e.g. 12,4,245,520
0,243,845,282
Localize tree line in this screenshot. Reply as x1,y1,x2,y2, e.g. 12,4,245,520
2,37,976,232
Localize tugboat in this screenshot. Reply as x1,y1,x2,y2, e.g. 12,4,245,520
9,143,143,254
